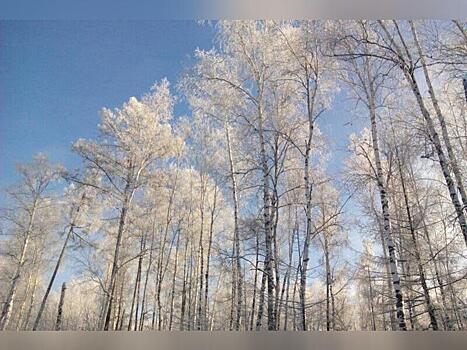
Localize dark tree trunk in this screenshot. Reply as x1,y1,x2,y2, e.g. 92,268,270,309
55,283,67,331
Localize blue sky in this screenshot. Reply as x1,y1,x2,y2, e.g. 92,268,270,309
0,21,366,207
0,21,216,190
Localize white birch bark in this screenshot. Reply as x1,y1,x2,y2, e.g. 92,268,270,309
0,201,37,330
378,20,467,247
225,123,244,331
410,21,467,213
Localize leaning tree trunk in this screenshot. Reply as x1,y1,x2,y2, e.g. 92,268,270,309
379,20,467,247
410,21,467,212
55,283,67,331
33,223,74,330
406,71,467,246
102,178,134,330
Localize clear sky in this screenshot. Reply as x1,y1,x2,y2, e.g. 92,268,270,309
0,21,216,190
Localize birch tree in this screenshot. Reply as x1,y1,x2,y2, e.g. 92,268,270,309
0,154,63,330
72,80,183,330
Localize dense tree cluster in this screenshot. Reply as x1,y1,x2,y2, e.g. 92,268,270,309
0,20,466,331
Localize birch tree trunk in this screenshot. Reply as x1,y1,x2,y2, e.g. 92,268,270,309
102,177,134,330
379,20,467,247
271,139,282,327
410,21,467,213
330,274,336,330
410,163,453,330
128,236,144,331
299,73,318,331
229,233,237,331
15,272,32,330
196,174,206,330
179,232,190,330
168,229,181,330
395,145,439,330
324,235,332,331
293,213,302,331
257,100,275,330
33,223,74,330
255,265,267,330
281,213,296,330
55,283,66,331
22,270,39,330
463,73,467,102
376,215,397,330
225,123,243,331
133,237,145,331
249,231,259,330
367,265,377,331
0,201,37,330
204,186,217,330
186,237,195,330
138,217,157,330
153,184,177,330
115,271,126,331
394,223,415,330
365,57,407,330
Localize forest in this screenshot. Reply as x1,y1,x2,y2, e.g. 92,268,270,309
0,20,466,331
